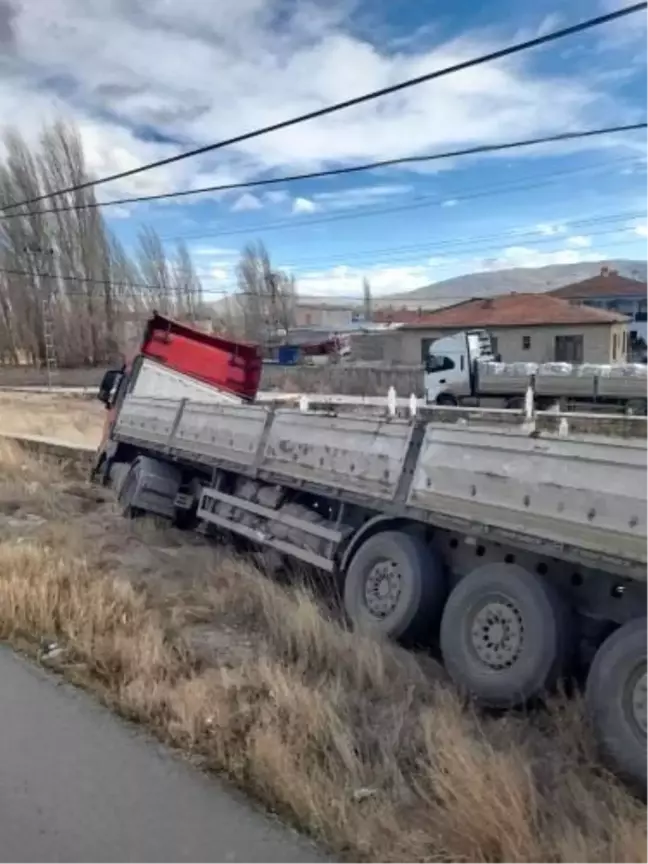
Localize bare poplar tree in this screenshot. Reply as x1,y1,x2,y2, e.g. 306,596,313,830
135,226,172,316
0,119,206,367
173,241,203,321
235,241,296,344
0,121,127,366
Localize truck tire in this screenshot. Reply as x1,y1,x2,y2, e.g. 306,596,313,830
435,393,458,407
440,562,571,707
343,530,446,641
118,462,142,518
585,618,647,791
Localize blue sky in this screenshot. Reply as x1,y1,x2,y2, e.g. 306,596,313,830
0,0,646,299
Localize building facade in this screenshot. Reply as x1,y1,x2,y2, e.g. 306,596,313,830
293,304,354,329
351,293,629,366
550,268,647,360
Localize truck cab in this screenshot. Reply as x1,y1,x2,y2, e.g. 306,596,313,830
92,313,263,483
424,330,493,404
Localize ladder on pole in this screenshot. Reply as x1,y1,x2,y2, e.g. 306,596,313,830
41,296,58,390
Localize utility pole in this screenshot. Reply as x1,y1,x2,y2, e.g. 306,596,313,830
268,270,282,344
362,276,373,323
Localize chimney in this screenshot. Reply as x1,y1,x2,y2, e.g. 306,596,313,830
601,266,610,277
481,298,493,309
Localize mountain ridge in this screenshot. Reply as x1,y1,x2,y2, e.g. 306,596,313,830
399,259,647,303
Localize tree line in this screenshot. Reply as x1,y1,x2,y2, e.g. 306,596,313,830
0,121,304,367
0,121,212,366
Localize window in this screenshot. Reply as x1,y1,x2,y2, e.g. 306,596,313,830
612,332,618,361
490,336,499,357
425,354,455,373
554,335,584,363
522,335,531,351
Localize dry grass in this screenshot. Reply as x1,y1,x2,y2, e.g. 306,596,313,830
0,392,104,447
0,440,645,863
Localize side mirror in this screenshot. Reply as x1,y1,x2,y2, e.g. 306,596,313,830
97,369,124,407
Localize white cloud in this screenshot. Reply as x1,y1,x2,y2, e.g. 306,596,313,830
479,245,605,270
441,199,458,207
0,0,621,202
190,246,238,257
629,220,648,238
312,184,411,209
265,189,289,204
566,235,592,248
292,196,318,214
425,256,459,270
208,267,230,282
231,193,263,212
294,263,432,297
106,205,132,220
596,0,648,52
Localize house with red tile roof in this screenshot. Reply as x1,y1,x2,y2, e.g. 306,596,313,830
549,266,647,360
351,292,630,365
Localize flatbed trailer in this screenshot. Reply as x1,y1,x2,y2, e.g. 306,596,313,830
93,384,647,790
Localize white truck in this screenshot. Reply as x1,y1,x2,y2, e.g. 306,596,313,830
93,358,647,790
424,330,648,413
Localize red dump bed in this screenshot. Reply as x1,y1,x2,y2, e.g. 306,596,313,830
140,313,263,401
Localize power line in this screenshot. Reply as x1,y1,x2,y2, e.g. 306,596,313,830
266,211,645,269
0,226,643,299
0,266,210,295
158,156,644,243
3,3,645,212
203,224,645,275
1,123,644,219
0,213,640,297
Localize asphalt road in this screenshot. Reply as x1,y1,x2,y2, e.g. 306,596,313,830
0,647,325,863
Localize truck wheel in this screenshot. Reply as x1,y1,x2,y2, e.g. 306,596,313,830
118,463,142,518
343,530,446,641
585,618,647,790
440,562,571,707
436,393,458,407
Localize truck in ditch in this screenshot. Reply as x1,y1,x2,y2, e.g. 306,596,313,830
424,329,648,414
92,316,647,790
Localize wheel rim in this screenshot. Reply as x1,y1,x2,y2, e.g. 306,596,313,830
624,662,647,738
364,559,402,619
468,596,525,670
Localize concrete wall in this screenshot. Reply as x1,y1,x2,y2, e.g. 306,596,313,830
261,362,422,396
293,306,353,329
0,361,424,397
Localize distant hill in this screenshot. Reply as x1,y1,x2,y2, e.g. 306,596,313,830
401,260,647,303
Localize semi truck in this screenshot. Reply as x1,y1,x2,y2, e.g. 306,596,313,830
91,316,647,789
96,313,263,465
424,330,648,413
